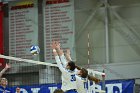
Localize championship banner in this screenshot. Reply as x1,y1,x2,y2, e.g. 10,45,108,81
9,79,134,93
43,0,76,63
0,2,4,68
9,0,39,65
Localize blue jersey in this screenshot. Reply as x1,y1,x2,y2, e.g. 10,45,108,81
0,86,13,93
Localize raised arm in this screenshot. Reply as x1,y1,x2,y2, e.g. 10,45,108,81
51,41,67,73
0,63,10,78
65,49,72,62
55,41,68,68
51,41,58,57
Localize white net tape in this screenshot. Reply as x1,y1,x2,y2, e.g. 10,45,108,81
0,54,57,67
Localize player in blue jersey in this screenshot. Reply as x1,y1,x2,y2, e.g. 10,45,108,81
0,78,13,93
0,63,13,93
0,63,20,93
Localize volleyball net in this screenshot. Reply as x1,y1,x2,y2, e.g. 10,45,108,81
0,54,106,93
0,54,60,87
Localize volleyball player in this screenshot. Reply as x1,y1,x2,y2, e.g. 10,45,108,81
0,78,13,93
60,52,89,93
54,41,100,93
0,63,13,93
51,41,78,93
53,41,87,93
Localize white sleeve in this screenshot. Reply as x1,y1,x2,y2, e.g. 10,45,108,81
60,55,68,68
55,56,67,74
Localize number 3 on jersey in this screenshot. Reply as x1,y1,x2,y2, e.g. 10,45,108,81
71,75,76,82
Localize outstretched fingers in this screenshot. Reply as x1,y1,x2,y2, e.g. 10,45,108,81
50,41,57,49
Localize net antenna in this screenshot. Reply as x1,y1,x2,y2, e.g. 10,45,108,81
0,54,57,67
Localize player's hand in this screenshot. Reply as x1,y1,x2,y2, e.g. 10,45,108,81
66,49,71,55
55,41,61,50
5,63,11,69
51,41,56,49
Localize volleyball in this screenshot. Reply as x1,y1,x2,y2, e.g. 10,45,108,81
30,45,40,55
